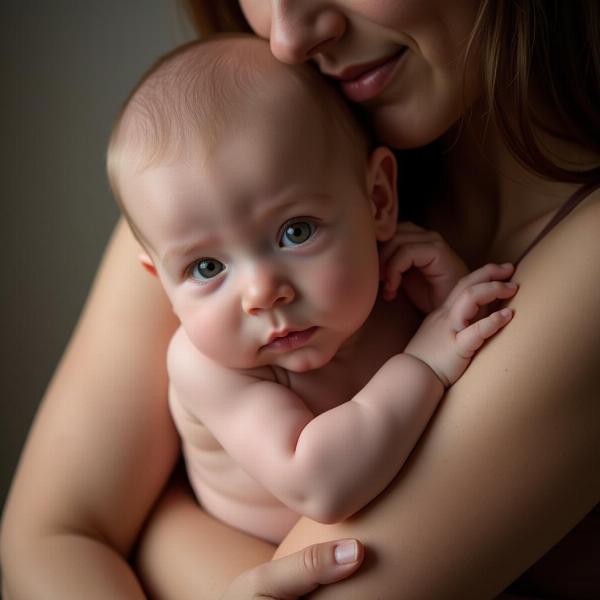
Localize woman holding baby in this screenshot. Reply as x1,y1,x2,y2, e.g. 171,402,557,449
2,1,599,598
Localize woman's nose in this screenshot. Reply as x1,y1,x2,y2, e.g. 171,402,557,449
241,266,295,315
269,1,347,64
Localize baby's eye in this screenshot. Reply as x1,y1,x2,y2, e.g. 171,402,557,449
190,258,225,281
280,221,315,247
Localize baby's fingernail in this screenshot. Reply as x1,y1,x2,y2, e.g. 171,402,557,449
506,281,518,288
334,540,358,564
500,308,513,318
501,263,514,269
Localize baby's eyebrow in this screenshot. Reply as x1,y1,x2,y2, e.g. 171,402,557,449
253,192,332,220
162,238,214,270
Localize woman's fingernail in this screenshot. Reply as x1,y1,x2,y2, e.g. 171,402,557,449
501,263,514,268
500,308,513,318
506,281,518,288
334,540,358,564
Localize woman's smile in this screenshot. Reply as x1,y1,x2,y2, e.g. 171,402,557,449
336,47,408,103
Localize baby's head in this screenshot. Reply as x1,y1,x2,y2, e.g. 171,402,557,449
108,35,399,373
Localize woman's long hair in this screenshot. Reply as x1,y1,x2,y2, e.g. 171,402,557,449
468,0,600,183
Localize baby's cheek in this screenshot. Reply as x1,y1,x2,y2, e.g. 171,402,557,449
179,303,235,361
314,251,379,321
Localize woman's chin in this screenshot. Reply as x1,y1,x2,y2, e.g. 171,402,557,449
370,104,464,150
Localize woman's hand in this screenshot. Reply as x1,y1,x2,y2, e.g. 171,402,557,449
221,539,364,599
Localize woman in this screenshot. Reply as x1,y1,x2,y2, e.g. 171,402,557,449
2,1,599,599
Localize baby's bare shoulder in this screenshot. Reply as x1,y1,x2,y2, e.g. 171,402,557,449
167,326,219,381
167,326,275,399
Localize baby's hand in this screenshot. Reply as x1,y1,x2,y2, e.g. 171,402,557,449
379,222,469,313
404,263,517,387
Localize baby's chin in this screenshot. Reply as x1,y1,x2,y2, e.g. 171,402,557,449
200,353,324,374
220,348,336,374
270,346,338,374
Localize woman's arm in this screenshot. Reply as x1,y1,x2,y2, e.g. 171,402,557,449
136,474,364,600
0,219,180,599
0,218,366,600
132,195,600,600
135,473,275,599
274,195,600,598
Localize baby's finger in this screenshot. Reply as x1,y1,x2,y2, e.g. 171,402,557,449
450,281,518,330
382,241,442,274
381,242,444,300
455,308,513,358
395,221,428,232
445,263,515,306
379,234,437,265
394,221,441,237
382,267,403,300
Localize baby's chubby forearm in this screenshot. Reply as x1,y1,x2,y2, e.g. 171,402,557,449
288,352,444,522
177,265,516,528
176,335,444,525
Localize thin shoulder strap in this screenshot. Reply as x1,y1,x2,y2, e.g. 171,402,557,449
515,180,600,265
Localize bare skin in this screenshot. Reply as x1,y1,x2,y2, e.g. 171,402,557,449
0,220,179,599
3,179,599,598
2,1,599,598
134,114,600,598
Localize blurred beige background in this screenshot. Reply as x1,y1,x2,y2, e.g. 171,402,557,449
1,1,195,512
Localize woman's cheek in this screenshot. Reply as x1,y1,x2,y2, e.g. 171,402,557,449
239,0,270,37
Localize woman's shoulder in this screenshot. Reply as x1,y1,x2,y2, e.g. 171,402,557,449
449,184,600,412
441,182,600,456
490,188,600,599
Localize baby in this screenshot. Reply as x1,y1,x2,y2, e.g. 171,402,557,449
107,35,517,544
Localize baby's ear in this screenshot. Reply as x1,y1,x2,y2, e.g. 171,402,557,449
138,253,158,277
367,146,398,241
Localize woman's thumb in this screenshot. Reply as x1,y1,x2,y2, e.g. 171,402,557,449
222,539,364,599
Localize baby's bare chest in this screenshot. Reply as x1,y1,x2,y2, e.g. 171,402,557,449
171,294,421,517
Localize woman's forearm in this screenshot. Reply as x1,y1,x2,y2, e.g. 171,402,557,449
134,477,276,600
1,219,180,597
275,211,600,598
2,532,146,600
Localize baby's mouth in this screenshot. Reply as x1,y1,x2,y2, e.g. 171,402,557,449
264,326,319,352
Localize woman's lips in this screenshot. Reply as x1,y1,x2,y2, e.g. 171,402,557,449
337,48,407,103
265,327,319,352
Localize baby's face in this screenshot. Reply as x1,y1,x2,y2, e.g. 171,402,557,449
121,93,386,373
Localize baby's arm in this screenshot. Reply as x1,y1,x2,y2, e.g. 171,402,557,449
169,258,514,525
169,330,441,524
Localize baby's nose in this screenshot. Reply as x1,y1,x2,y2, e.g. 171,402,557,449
241,267,295,315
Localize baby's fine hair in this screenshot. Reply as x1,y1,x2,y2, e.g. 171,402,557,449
107,33,369,221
